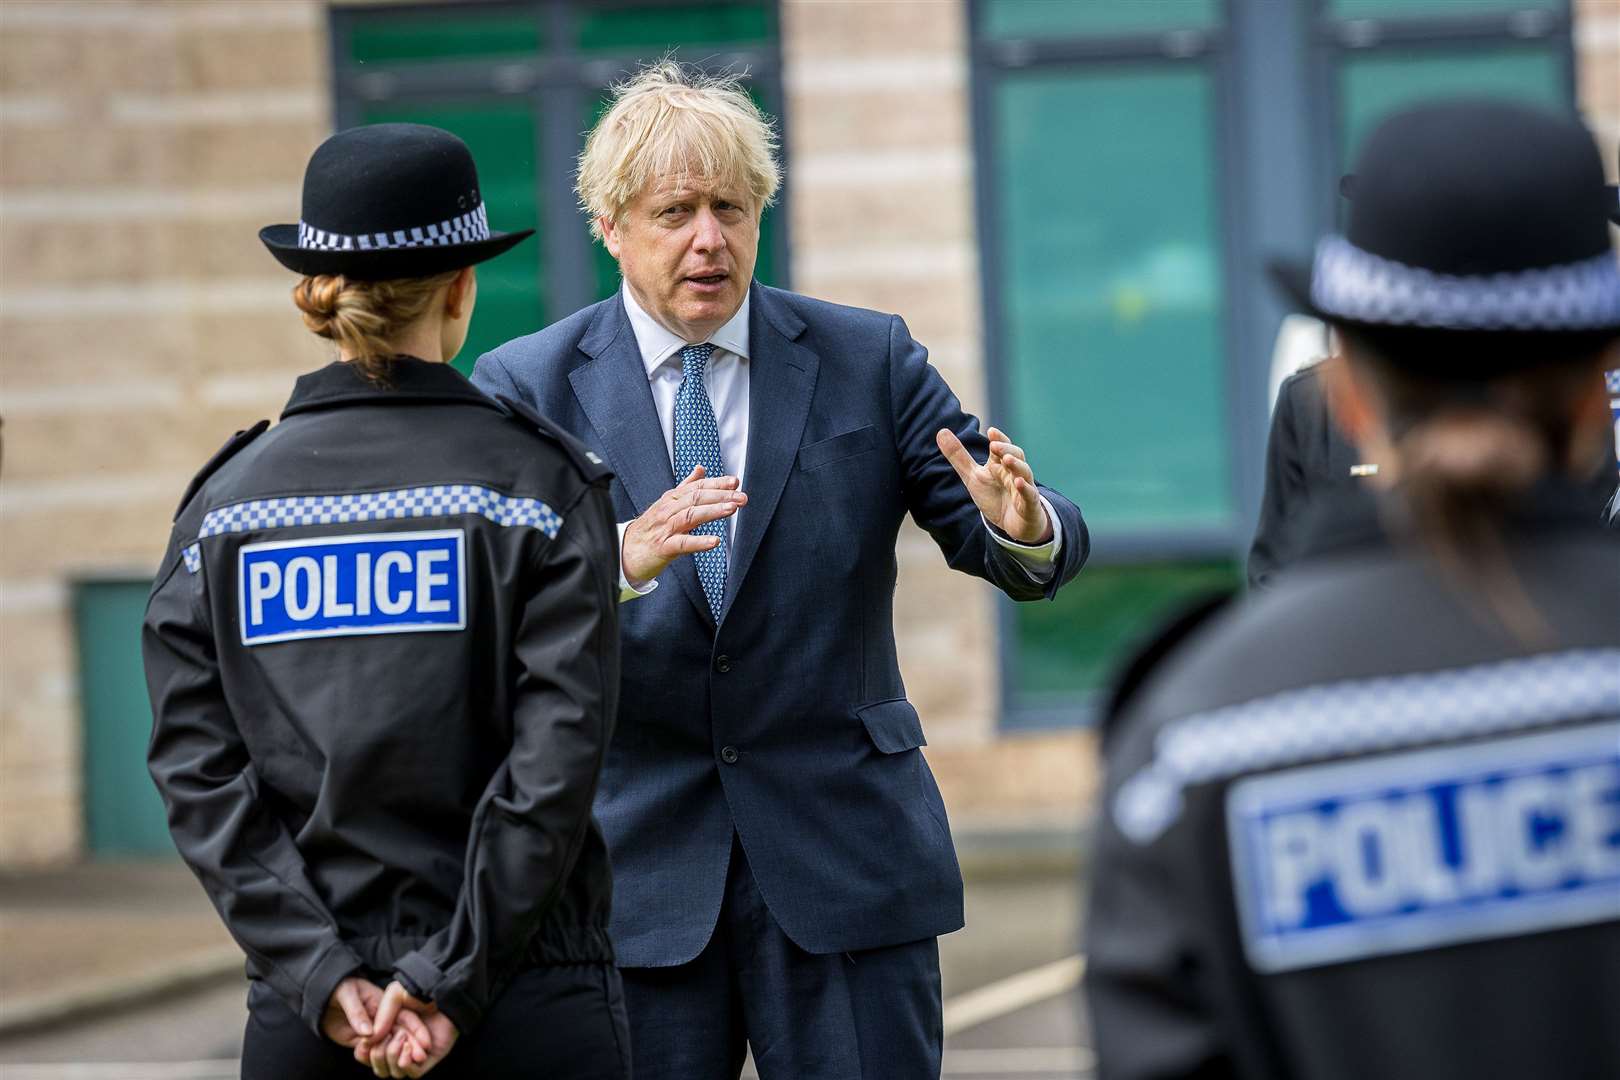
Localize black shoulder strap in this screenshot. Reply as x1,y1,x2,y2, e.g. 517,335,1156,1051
1099,590,1236,750
173,419,270,520
495,394,614,485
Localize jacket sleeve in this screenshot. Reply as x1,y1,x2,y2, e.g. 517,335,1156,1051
143,538,364,1037
1246,374,1308,590
888,314,1088,600
390,483,621,1035
1084,719,1236,1080
469,347,524,404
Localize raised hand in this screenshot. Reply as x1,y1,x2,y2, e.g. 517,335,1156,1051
622,465,746,587
935,425,1052,544
321,977,382,1048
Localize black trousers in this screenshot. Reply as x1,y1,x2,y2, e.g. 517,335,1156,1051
242,965,631,1080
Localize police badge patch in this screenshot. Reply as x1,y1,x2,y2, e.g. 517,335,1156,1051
1227,722,1620,974
238,529,466,646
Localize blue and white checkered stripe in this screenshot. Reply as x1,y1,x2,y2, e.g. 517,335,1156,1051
298,203,490,252
181,484,561,574
1311,235,1620,331
1113,648,1620,845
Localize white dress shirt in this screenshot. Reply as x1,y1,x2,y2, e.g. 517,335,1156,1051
614,285,1061,600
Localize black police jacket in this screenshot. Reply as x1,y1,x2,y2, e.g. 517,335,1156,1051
143,359,620,1038
1088,483,1620,1080
1247,363,1618,589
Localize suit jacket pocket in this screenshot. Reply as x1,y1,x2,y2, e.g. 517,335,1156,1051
855,697,926,753
798,425,879,471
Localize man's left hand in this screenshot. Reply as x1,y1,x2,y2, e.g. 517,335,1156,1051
936,425,1052,544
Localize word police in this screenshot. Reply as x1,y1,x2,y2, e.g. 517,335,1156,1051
1230,723,1620,972
238,530,466,646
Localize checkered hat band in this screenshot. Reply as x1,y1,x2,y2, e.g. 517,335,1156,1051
1310,235,1620,331
186,484,561,572
1112,647,1620,845
297,203,491,252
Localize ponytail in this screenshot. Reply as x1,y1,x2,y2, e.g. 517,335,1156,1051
292,271,461,382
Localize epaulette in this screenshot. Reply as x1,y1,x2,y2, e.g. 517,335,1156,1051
1099,590,1235,750
495,395,614,485
173,419,270,520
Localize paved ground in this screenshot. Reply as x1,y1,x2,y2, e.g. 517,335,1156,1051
0,855,1091,1077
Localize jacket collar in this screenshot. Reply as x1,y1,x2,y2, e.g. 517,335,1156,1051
280,357,501,418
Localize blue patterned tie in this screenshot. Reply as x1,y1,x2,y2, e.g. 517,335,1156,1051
673,343,728,617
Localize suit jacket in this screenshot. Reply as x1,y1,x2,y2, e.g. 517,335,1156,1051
1249,364,1620,590
1246,364,1370,590
472,282,1088,966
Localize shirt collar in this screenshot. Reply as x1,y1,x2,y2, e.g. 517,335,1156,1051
620,285,751,380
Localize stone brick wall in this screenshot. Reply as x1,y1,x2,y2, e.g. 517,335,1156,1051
1,0,1614,865
1576,0,1620,184
0,0,331,864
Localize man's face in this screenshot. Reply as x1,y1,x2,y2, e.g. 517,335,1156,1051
601,175,758,343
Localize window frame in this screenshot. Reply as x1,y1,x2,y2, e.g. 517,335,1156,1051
969,0,1577,731
1304,0,1576,234
328,0,791,326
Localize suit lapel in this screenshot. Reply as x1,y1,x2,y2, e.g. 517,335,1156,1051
721,285,818,622
569,296,713,627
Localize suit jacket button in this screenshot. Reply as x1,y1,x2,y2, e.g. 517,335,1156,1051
720,746,740,765
714,655,731,673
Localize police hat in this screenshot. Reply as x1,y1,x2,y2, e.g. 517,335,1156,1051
260,124,534,280
1270,100,1620,374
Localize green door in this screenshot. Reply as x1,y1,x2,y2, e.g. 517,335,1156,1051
77,579,175,856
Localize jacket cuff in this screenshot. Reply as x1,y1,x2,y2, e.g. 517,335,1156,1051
393,951,483,1038
299,941,365,1038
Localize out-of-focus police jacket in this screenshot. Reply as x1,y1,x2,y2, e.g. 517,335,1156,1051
143,358,620,1039
1247,363,1619,588
1088,482,1620,1080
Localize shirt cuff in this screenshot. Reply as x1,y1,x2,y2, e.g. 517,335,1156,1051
983,494,1062,583
617,521,658,603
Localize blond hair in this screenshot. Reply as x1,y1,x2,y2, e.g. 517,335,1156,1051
576,60,781,243
292,271,460,382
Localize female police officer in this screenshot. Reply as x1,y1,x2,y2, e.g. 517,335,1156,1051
1085,101,1620,1080
143,124,630,1078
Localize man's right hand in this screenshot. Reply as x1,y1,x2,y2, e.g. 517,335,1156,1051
622,465,746,588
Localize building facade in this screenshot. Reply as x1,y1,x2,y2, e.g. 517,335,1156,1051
2,0,1616,865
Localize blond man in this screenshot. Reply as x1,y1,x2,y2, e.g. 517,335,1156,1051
473,62,1088,1079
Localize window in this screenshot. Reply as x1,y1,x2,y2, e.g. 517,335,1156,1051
76,580,174,856
330,1,786,376
971,0,1574,728
971,0,1243,728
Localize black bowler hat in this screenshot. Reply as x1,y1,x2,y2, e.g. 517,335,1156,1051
1272,100,1620,370
261,124,534,280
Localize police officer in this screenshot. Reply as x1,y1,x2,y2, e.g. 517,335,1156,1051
1248,180,1620,589
1086,101,1620,1080
143,124,629,1078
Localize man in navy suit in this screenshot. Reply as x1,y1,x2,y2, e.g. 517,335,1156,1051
473,62,1088,1079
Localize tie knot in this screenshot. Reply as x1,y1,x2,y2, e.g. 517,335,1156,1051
680,342,715,377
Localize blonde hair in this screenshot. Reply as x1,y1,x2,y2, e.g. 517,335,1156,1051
291,272,460,382
576,59,781,243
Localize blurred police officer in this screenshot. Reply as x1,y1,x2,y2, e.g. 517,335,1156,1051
1087,101,1620,1080
144,124,628,1078
1248,177,1620,588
